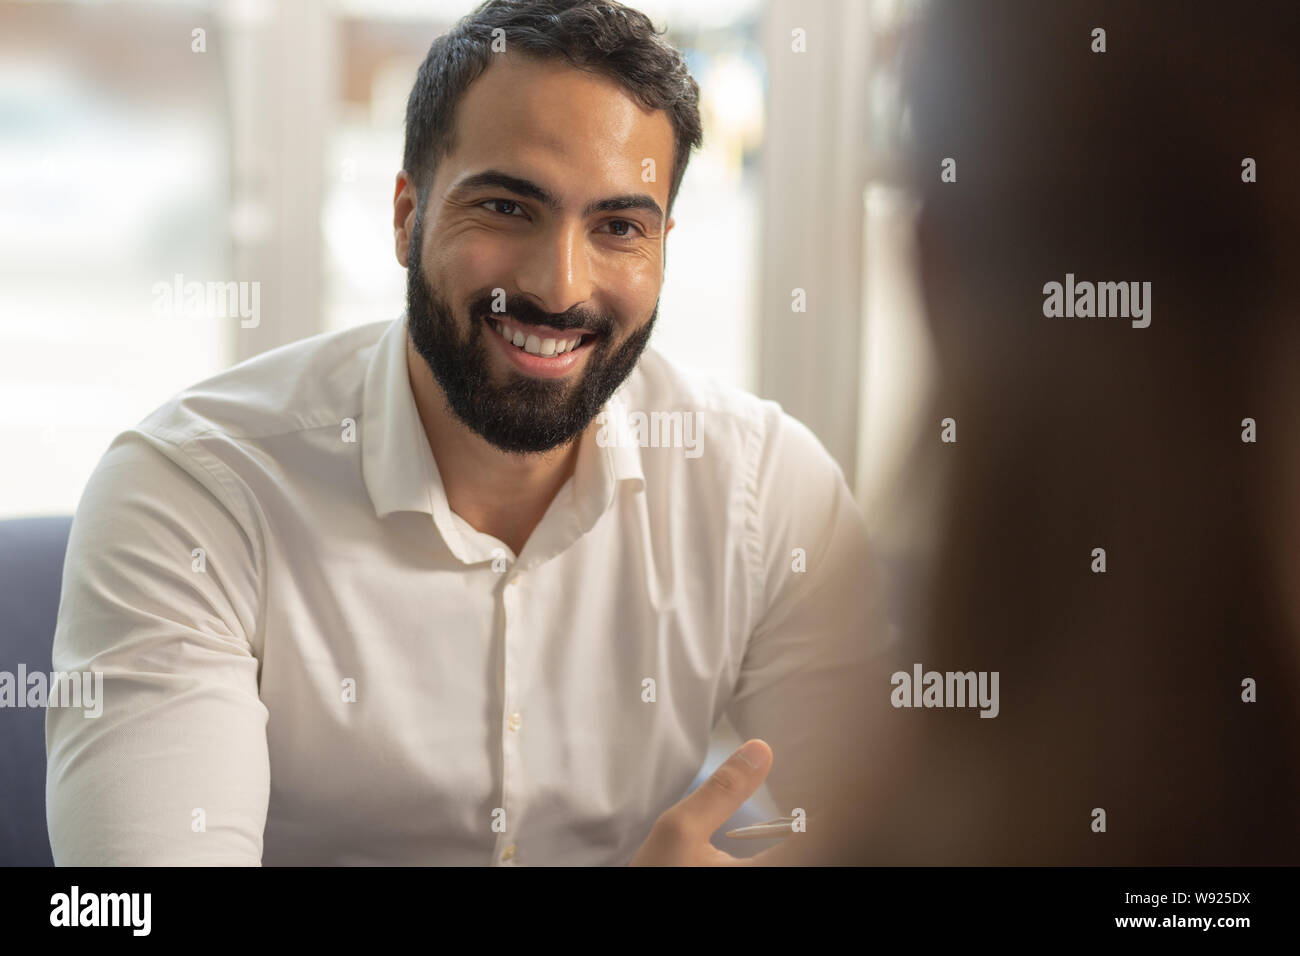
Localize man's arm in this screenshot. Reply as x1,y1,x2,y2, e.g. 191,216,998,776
45,430,270,865
723,408,895,822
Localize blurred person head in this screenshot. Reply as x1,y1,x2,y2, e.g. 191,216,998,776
784,0,1300,865
393,0,702,455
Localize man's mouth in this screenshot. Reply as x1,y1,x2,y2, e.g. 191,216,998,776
484,315,597,356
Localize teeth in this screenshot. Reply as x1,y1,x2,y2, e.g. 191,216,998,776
493,319,584,356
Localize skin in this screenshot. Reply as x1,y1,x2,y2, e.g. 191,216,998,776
393,53,674,555
393,52,779,864
628,739,780,867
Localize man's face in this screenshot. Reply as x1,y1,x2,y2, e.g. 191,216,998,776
400,53,676,455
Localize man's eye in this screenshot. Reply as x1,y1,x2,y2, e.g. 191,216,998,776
605,219,644,239
482,199,524,217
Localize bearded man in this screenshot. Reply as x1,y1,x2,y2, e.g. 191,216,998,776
46,0,885,866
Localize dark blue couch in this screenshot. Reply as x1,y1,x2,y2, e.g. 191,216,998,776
0,515,72,866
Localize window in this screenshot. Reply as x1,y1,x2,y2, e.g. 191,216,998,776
0,0,231,517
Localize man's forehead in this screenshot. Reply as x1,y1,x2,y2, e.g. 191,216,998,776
448,53,674,193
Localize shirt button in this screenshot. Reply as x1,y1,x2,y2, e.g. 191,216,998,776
508,712,522,731
501,844,517,861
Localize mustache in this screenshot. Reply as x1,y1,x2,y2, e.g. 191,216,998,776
467,292,613,336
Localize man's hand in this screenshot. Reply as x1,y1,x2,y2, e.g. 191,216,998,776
628,739,777,866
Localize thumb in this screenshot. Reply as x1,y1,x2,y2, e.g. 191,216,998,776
676,739,773,840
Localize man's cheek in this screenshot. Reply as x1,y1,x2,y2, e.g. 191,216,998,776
439,233,515,283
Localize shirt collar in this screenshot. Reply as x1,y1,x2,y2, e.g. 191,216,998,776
361,313,440,520
361,312,644,552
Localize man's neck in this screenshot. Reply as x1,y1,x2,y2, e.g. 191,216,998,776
406,338,582,556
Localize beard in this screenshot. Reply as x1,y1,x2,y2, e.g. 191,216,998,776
405,214,658,455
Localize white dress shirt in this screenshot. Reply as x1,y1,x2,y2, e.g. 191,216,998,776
46,312,887,865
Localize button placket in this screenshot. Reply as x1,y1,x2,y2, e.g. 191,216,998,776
496,569,522,865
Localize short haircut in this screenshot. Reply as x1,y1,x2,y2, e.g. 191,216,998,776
402,0,704,216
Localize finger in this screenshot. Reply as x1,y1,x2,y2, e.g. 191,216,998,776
672,739,773,841
703,845,747,867
742,841,798,866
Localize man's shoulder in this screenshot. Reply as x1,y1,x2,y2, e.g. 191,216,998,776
619,345,774,434
135,318,393,448
618,346,842,483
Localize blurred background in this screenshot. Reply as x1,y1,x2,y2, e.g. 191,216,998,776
0,0,931,544
0,0,931,849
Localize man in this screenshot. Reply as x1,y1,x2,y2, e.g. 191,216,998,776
46,0,885,866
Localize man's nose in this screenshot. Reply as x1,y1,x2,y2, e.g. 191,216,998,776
515,220,594,316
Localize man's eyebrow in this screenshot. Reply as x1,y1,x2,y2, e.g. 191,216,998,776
584,193,663,225
449,169,664,226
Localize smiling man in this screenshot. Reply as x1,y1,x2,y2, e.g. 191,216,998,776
46,0,886,866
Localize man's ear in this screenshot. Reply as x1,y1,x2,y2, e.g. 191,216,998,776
393,171,419,268
663,216,675,272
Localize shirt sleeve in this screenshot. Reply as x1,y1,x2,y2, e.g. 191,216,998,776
725,406,897,821
45,428,270,865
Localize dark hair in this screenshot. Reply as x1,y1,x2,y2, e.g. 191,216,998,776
402,0,703,217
